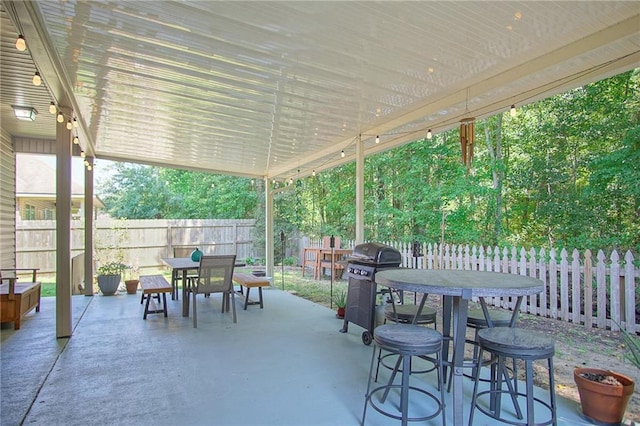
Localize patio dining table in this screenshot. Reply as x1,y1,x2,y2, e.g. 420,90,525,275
375,269,544,426
162,257,245,317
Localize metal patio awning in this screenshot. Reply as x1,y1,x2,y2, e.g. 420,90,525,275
2,1,638,180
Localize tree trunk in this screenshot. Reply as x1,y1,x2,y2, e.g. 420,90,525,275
484,115,505,245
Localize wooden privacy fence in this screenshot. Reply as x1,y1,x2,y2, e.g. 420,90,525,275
17,218,256,276
304,239,638,333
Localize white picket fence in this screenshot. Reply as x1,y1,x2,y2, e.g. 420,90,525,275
306,239,639,333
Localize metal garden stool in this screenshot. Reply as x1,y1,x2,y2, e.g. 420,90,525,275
464,308,513,380
468,327,557,426
362,324,446,426
445,307,516,391
375,304,438,381
384,303,438,326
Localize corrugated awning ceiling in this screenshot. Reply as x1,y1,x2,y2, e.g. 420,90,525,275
2,1,639,180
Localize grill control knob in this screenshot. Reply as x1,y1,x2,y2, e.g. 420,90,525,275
360,270,369,276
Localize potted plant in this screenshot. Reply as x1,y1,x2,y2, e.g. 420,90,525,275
574,324,638,424
96,262,127,296
124,265,140,295
333,289,347,319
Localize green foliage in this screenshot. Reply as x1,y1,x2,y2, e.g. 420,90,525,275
244,256,265,266
98,164,258,220
96,71,640,254
332,289,347,308
98,164,170,219
41,282,56,297
283,256,298,266
96,261,128,276
615,321,640,370
503,70,640,251
620,328,640,370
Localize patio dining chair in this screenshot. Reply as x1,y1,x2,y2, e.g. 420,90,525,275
187,254,237,327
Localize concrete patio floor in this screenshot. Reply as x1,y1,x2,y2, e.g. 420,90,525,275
1,286,608,426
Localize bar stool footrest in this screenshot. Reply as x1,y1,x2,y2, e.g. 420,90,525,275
377,352,438,378
474,389,555,426
366,384,443,423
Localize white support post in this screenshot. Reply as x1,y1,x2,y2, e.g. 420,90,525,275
84,156,94,296
265,178,274,278
355,136,365,244
56,107,73,338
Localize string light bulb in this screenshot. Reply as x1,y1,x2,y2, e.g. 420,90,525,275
427,129,432,139
510,104,517,117
73,135,79,144
341,150,345,158
80,151,86,158
56,112,64,123
32,71,41,86
73,117,78,128
15,35,26,51
66,120,73,130
312,170,316,177
87,164,93,171
49,102,57,114
375,135,380,144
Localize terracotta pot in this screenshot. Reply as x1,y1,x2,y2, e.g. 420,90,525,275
124,279,139,295
574,368,635,424
336,307,345,319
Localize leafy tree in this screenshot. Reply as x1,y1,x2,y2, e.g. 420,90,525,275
97,70,640,254
98,163,169,219
99,164,257,220
505,69,639,250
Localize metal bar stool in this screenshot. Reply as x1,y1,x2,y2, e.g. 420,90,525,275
375,303,438,381
462,308,513,382
444,306,518,393
468,327,557,426
362,324,446,426
385,303,438,326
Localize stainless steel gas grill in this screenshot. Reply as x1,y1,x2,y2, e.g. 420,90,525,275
340,242,402,345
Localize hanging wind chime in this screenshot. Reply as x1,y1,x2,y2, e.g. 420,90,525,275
459,117,475,169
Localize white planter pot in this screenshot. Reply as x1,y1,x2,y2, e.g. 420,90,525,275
97,274,121,296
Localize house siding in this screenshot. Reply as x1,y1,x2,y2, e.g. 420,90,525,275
0,129,16,269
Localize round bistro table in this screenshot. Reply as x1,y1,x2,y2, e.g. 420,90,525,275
375,269,543,426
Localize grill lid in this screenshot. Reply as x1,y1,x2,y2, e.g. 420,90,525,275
349,242,402,266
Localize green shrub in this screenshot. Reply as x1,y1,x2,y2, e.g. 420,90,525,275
283,256,298,266
97,262,128,276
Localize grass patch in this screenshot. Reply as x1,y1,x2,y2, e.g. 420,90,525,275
256,267,347,308
41,282,56,297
